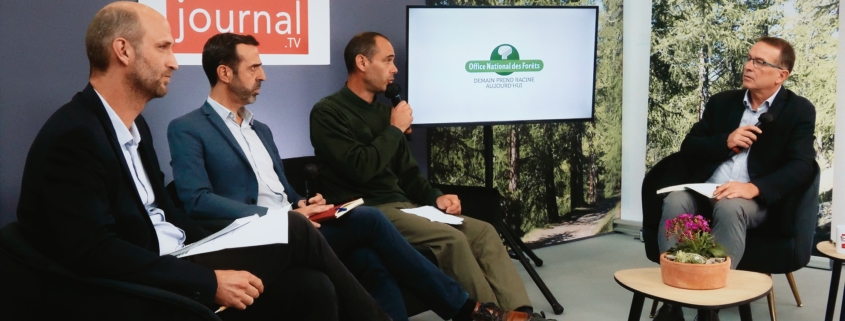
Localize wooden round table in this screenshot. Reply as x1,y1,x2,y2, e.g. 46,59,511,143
816,241,845,321
615,268,772,321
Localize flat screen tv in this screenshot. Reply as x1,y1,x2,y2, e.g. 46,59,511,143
406,6,598,126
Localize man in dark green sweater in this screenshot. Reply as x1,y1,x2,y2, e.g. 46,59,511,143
310,31,541,318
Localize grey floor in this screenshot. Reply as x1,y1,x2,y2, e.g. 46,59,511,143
410,232,844,321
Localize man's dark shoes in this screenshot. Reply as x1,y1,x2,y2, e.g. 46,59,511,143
653,303,684,321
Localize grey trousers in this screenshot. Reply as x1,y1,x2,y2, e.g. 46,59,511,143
658,191,767,269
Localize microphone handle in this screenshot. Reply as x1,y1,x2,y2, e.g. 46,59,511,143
728,120,764,156
390,97,412,134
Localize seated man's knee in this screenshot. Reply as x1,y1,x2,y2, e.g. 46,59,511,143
712,199,750,224
662,191,697,218
291,268,335,298
350,206,389,224
439,228,470,249
476,221,500,242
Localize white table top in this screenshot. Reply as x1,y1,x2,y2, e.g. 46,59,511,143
615,268,772,309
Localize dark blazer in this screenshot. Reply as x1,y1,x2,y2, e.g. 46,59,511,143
16,84,218,305
680,88,816,206
167,103,303,220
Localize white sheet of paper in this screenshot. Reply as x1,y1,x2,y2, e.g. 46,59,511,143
176,211,289,258
401,206,464,225
656,183,719,199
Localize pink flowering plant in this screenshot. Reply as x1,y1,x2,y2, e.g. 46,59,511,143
665,214,727,263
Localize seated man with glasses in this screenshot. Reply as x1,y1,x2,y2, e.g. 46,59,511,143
652,36,816,321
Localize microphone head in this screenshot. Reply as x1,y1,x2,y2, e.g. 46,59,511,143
758,112,774,125
385,83,401,97
385,83,402,106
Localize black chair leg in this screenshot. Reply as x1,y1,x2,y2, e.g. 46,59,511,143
495,219,564,315
504,221,544,267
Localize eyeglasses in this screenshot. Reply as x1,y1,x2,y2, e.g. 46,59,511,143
747,56,784,70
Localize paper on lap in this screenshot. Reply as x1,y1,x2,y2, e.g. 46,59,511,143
656,183,719,199
171,211,289,258
401,206,464,225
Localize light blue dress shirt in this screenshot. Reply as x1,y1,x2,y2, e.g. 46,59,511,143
96,91,186,255
707,87,780,184
207,97,292,215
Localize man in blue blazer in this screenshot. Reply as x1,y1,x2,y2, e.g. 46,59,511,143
168,33,543,321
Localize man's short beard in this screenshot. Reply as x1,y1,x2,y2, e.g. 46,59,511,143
229,75,259,105
129,52,167,99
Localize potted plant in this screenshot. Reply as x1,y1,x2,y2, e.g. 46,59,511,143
660,214,730,290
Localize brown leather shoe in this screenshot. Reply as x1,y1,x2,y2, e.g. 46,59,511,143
471,302,556,321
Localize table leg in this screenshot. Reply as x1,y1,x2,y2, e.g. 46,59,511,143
739,304,753,321
839,269,845,321
827,259,842,321
628,293,645,321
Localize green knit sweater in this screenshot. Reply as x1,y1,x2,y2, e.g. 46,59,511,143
309,85,442,206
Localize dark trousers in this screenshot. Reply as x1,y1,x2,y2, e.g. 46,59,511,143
185,212,389,321
319,206,468,321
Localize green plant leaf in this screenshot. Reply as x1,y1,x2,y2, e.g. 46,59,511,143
708,245,727,258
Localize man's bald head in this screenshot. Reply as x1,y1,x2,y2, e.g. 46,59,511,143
85,1,162,73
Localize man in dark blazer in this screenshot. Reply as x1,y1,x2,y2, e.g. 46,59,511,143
168,32,540,321
654,37,816,321
15,3,389,320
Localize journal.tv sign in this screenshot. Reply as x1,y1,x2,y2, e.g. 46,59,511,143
140,0,329,65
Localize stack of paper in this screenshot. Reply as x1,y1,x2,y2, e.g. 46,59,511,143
170,211,289,258
401,206,464,225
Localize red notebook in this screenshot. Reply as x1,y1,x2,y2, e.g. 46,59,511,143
309,198,364,223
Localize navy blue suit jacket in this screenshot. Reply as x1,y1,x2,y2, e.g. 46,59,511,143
17,84,217,305
168,102,304,221
680,88,816,206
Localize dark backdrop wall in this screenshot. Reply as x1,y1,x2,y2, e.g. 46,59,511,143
0,0,428,226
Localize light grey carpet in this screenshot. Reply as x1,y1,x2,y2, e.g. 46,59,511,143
410,233,843,320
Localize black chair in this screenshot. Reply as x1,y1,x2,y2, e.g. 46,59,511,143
0,222,219,321
641,152,820,321
283,156,564,315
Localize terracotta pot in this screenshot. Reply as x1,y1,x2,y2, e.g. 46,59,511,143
660,253,730,290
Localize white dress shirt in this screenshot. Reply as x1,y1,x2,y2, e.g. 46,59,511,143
207,97,292,215
707,87,780,184
96,90,186,255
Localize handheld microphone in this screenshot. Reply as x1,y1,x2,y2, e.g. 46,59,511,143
729,112,773,156
385,83,412,135
303,163,320,200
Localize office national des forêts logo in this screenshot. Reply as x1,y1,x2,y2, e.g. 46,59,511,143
465,44,544,76
141,0,329,65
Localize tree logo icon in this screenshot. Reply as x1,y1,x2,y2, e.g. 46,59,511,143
466,44,543,76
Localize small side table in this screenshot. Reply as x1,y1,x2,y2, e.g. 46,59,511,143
816,241,845,321
615,268,772,321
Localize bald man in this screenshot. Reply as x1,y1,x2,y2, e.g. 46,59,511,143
15,2,388,320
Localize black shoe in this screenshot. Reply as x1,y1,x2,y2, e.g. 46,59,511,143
653,303,684,321
694,309,719,321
